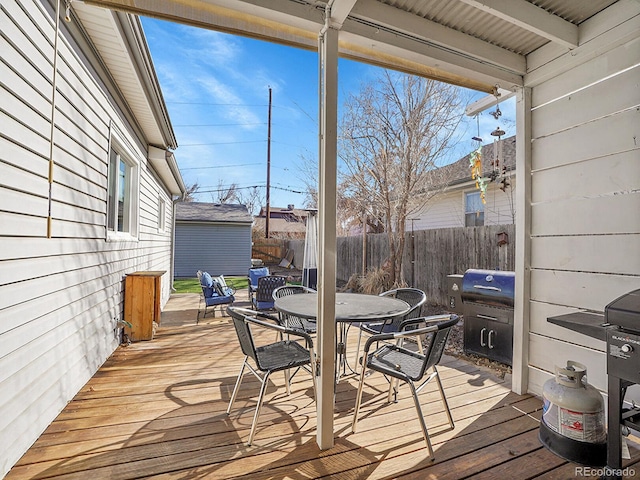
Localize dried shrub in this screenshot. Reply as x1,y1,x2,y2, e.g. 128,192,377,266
360,267,392,294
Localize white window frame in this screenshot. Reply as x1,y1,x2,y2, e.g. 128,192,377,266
107,128,140,241
158,196,166,233
464,191,484,227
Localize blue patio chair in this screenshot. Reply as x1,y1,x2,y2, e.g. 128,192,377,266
252,275,286,310
248,266,269,305
197,270,235,321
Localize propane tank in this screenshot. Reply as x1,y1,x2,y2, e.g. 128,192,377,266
539,361,607,466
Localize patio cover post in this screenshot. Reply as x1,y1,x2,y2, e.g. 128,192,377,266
316,19,338,449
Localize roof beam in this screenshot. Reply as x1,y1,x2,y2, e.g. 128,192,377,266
458,0,579,49
328,0,357,28
349,0,525,75
465,88,516,116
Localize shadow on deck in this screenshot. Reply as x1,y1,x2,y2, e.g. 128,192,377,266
7,293,640,479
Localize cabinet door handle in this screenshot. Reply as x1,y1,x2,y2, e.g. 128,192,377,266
480,328,487,347
488,330,495,349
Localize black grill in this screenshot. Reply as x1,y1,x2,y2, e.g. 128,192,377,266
461,269,515,366
605,289,640,479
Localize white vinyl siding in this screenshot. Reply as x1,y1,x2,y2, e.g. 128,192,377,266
524,14,640,397
411,178,517,231
0,1,176,475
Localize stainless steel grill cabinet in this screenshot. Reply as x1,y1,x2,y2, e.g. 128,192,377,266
461,269,515,365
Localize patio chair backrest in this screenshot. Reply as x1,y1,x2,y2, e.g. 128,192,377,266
227,306,259,364
403,315,459,381
249,267,269,289
272,285,316,332
379,288,427,329
255,275,287,306
272,285,315,300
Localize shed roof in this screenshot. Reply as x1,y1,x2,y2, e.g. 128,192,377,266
176,202,253,224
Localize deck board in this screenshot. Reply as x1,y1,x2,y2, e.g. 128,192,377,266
7,294,640,479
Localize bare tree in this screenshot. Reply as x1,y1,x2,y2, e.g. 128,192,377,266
340,70,464,285
181,181,200,202
236,186,264,216
211,180,238,204
297,153,361,236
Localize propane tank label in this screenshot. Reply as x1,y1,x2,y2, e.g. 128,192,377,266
542,401,605,443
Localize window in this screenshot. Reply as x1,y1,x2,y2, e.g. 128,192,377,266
465,191,484,227
107,134,139,239
158,197,166,232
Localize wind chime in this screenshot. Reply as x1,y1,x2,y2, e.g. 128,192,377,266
469,86,510,204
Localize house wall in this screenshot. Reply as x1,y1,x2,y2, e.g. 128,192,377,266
0,0,175,475
523,6,640,397
413,178,517,230
175,222,252,277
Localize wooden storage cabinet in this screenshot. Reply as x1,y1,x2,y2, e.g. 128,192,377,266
124,271,164,341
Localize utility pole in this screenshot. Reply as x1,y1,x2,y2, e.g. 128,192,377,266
265,87,272,238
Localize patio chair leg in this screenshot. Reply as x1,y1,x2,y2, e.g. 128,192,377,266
387,377,399,403
351,361,368,433
434,366,455,430
248,371,271,446
227,358,247,414
409,380,435,461
354,329,364,374
284,368,291,396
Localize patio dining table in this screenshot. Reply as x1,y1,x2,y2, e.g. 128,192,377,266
274,292,411,377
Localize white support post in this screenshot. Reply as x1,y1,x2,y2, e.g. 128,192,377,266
316,20,338,450
512,86,532,395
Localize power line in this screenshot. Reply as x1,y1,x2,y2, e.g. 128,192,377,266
181,162,262,171
167,102,268,106
195,184,306,195
179,140,265,146
174,122,267,127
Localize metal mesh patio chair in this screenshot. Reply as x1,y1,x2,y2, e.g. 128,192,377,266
252,275,286,310
196,270,235,321
354,288,427,370
248,266,269,305
272,285,317,334
226,306,316,445
352,314,459,460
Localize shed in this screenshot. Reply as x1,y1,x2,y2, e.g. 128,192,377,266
175,202,253,277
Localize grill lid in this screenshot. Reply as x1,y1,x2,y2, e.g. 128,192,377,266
461,269,515,307
605,288,640,332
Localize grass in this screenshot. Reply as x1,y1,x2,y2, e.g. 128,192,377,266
173,276,249,294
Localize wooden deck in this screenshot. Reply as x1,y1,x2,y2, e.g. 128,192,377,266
7,294,640,479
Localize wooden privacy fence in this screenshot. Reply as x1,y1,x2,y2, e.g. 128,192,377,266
286,224,515,305
251,239,284,264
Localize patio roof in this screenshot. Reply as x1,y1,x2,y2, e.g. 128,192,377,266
81,0,619,91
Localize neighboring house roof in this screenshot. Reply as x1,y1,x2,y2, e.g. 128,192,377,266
253,217,307,235
436,135,516,189
176,202,253,224
257,206,308,220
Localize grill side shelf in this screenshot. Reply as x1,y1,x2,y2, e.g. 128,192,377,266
547,311,610,342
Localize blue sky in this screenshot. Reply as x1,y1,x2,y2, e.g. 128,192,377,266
142,18,515,211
